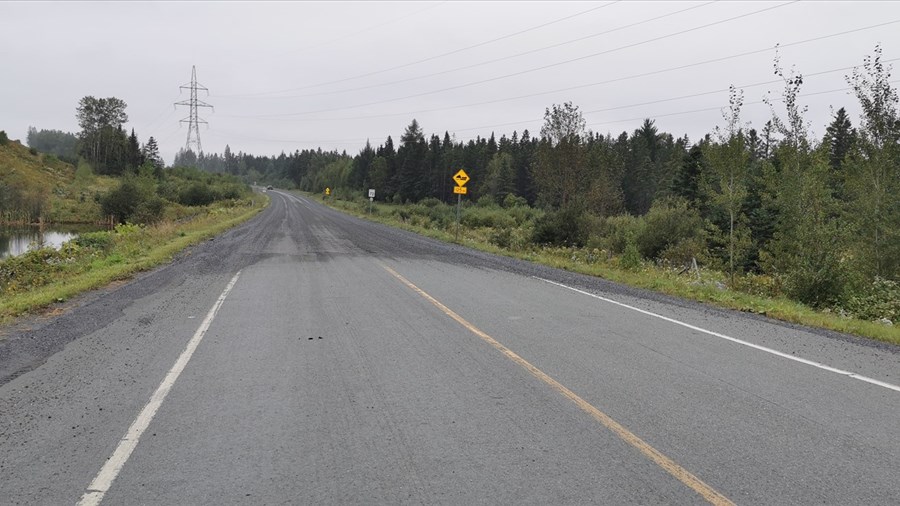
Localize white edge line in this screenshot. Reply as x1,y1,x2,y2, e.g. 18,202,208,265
535,277,900,394
78,271,243,506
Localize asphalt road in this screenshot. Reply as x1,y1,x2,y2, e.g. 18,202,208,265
1,190,898,505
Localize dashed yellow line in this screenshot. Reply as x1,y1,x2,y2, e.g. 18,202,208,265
381,263,735,506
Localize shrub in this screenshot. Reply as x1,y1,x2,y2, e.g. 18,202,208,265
635,197,705,261
178,183,216,206
842,277,900,322
0,130,8,145
100,180,147,223
427,204,454,229
620,237,643,271
476,195,498,208
462,207,515,229
133,196,166,224
531,207,589,247
419,197,443,208
489,228,513,249
502,194,528,209
216,183,245,200
74,231,114,251
659,236,708,267
593,214,644,254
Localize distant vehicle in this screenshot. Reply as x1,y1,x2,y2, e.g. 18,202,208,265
266,185,273,190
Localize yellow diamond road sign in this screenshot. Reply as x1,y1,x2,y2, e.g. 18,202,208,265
453,169,470,187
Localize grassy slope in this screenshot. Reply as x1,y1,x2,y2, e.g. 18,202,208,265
317,194,900,346
0,140,117,223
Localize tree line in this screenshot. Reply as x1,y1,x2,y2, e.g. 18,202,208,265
25,96,165,176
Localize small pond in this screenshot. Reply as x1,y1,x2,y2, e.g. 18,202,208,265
0,225,104,260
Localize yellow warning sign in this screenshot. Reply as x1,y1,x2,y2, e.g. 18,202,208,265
452,169,470,187
453,186,468,195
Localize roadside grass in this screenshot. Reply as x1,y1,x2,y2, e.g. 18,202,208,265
0,195,267,325
316,193,900,346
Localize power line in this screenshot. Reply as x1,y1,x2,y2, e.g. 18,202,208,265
215,1,619,99
442,59,900,135
582,80,900,131
231,1,799,118
291,2,447,56
185,77,900,154
225,1,713,101
221,17,897,123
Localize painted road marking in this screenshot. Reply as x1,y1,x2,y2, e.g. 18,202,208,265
381,264,734,506
78,272,242,506
537,277,900,394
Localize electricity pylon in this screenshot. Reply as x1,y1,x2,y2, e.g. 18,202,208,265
175,65,213,153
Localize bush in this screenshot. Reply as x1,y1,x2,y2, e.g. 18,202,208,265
531,207,589,247
133,196,166,224
462,207,515,229
489,228,513,249
842,277,900,322
100,180,148,223
620,237,643,271
0,130,8,145
659,236,708,267
476,195,498,208
217,183,245,200
592,214,644,254
74,231,114,251
635,197,705,261
178,183,217,206
419,197,443,208
502,194,528,209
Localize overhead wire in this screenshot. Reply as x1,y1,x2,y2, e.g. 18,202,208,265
581,79,900,132
219,1,711,101
223,1,800,118
219,17,898,122
290,1,447,56
215,1,620,98
443,57,900,135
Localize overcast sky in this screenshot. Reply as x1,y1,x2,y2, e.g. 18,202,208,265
4,1,900,164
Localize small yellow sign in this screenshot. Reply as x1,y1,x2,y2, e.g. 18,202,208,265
452,169,470,187
453,186,467,195
325,187,331,196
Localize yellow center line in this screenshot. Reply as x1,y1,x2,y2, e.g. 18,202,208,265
380,263,735,506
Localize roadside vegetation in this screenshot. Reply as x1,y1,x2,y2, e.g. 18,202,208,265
0,197,264,324
319,192,900,346
0,96,266,324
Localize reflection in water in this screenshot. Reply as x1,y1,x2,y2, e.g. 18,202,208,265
0,226,99,260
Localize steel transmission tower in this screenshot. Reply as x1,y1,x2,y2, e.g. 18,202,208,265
174,65,213,153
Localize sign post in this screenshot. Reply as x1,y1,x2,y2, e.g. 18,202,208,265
452,169,470,241
368,189,375,214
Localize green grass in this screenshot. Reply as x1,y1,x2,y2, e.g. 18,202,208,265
0,195,267,325
316,193,900,346
0,139,118,223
